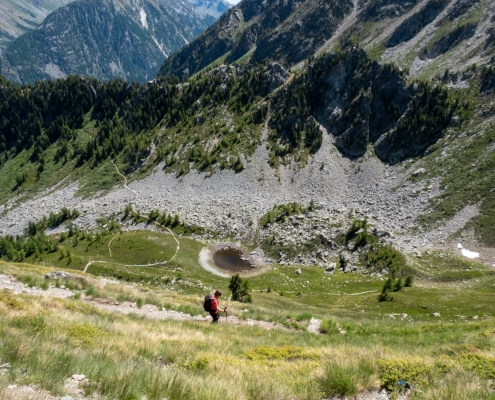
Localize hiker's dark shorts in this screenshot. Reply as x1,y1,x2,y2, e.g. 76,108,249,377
210,311,220,323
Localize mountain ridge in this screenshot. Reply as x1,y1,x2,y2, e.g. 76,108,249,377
159,0,495,79
0,0,230,84
0,0,74,49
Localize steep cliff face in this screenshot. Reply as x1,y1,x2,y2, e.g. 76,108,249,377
271,49,456,164
0,0,218,84
158,0,354,78
385,0,450,47
159,0,495,80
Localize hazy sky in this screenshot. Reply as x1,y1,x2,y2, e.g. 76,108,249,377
229,0,242,4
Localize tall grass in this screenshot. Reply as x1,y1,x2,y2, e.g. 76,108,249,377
317,358,378,397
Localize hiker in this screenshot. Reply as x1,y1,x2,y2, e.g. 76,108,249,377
204,290,226,323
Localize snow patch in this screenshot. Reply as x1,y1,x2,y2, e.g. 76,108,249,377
461,248,479,259
139,9,148,29
458,243,480,259
179,33,189,45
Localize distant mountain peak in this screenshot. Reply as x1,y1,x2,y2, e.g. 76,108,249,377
186,0,234,19
0,0,228,84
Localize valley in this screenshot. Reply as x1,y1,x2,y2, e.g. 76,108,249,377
0,0,495,398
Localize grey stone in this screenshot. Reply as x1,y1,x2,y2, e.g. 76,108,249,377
433,312,441,317
0,363,11,369
412,168,426,176
295,268,302,275
45,271,78,280
325,263,336,272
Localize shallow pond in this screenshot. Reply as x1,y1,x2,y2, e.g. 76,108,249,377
212,247,254,273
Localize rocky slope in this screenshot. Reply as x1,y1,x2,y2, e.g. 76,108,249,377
0,0,494,268
159,0,354,78
0,0,74,49
0,0,219,84
1,50,494,266
159,0,495,78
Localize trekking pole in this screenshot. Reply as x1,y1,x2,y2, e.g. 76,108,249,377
224,307,228,323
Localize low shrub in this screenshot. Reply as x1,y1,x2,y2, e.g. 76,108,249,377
245,346,318,361
364,245,406,276
459,354,495,379
320,318,340,334
65,323,107,345
85,285,97,297
378,358,433,391
179,354,210,371
295,312,312,322
11,315,46,332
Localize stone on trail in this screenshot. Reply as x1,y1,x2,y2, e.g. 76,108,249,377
325,263,336,273
412,168,426,176
45,271,79,280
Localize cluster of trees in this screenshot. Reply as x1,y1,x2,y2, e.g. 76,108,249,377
0,207,80,261
0,233,58,262
394,82,456,141
378,275,414,302
229,274,252,303
480,64,495,94
0,60,272,175
259,202,310,227
0,75,95,163
26,207,80,236
121,204,203,234
345,218,369,248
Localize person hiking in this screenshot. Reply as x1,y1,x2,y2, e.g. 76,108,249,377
204,290,226,323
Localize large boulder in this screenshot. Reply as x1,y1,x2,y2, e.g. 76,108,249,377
45,271,83,281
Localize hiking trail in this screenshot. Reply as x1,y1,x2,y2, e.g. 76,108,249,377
83,166,180,273
0,273,289,331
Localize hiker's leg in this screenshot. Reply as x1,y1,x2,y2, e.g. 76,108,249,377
210,312,220,324
210,312,220,323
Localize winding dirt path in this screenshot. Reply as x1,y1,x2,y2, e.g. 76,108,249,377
111,160,138,198
107,237,116,257
0,273,288,331
82,166,181,273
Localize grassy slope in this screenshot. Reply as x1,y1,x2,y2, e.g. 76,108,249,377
1,245,495,399
14,229,495,322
